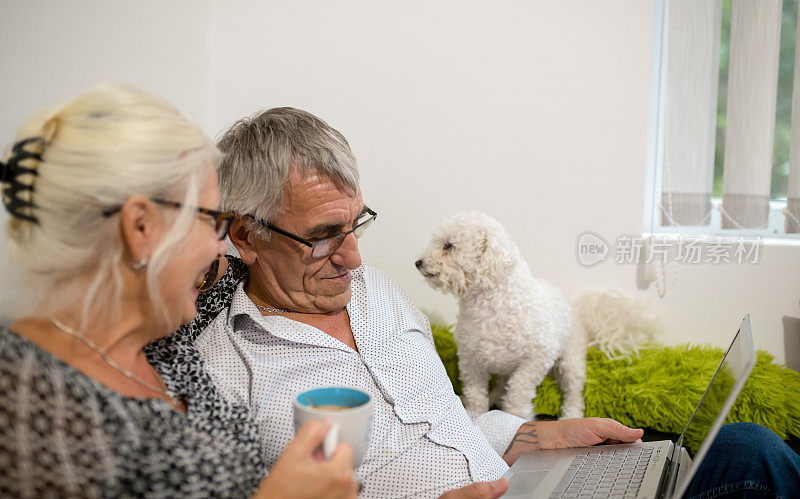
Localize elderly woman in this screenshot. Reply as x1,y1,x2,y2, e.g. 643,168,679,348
0,85,357,497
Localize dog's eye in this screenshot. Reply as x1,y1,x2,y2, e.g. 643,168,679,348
443,242,453,251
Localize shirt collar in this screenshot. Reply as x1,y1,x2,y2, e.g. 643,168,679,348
225,280,358,352
227,281,263,328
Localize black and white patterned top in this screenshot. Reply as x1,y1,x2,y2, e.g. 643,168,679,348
0,256,265,498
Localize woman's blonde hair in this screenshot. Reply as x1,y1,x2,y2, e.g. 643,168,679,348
1,84,219,329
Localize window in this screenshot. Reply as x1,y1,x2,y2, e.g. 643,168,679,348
645,0,800,240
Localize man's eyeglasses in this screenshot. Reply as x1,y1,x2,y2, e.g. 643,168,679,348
247,206,377,259
102,198,234,240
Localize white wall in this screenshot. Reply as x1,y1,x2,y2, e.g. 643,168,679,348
206,0,656,315
0,0,210,140
2,0,798,365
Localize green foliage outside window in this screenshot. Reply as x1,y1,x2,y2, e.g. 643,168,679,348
714,0,797,200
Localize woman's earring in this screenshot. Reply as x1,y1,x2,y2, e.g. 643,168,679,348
132,258,148,270
197,259,220,292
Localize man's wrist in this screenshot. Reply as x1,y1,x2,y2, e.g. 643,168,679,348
502,421,542,465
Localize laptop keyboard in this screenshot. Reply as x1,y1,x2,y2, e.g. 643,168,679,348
548,446,654,498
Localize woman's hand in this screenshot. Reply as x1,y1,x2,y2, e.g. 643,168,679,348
439,478,509,498
253,420,358,498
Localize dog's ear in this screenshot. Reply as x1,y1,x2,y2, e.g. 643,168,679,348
475,226,516,286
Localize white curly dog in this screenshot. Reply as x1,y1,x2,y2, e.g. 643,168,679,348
415,211,588,420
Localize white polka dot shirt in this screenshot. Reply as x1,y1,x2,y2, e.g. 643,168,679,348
196,265,525,498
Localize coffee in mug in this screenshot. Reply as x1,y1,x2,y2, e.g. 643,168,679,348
293,387,373,466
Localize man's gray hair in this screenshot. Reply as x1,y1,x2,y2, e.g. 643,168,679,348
216,107,360,239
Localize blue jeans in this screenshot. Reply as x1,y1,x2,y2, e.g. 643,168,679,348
685,422,800,498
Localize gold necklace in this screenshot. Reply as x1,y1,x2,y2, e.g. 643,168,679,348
254,303,300,314
49,317,181,407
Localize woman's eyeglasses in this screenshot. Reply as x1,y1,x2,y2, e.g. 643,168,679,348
247,206,377,259
102,198,233,240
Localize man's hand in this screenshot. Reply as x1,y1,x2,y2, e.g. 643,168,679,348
439,478,509,499
503,418,644,465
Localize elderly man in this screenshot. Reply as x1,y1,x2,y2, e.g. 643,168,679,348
191,107,640,497
193,108,799,498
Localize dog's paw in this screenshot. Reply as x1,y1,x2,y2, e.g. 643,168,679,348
461,386,490,413
558,407,584,420
461,396,490,414
500,401,534,420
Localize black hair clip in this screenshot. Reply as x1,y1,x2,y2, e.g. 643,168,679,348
0,137,43,224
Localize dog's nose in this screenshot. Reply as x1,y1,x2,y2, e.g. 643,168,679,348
415,259,423,268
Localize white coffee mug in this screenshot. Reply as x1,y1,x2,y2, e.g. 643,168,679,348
293,386,373,466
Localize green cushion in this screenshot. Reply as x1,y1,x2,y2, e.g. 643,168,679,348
431,323,800,453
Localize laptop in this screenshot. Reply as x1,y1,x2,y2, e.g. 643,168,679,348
503,315,756,499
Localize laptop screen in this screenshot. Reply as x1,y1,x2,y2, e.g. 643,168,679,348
672,315,756,496
674,317,754,454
